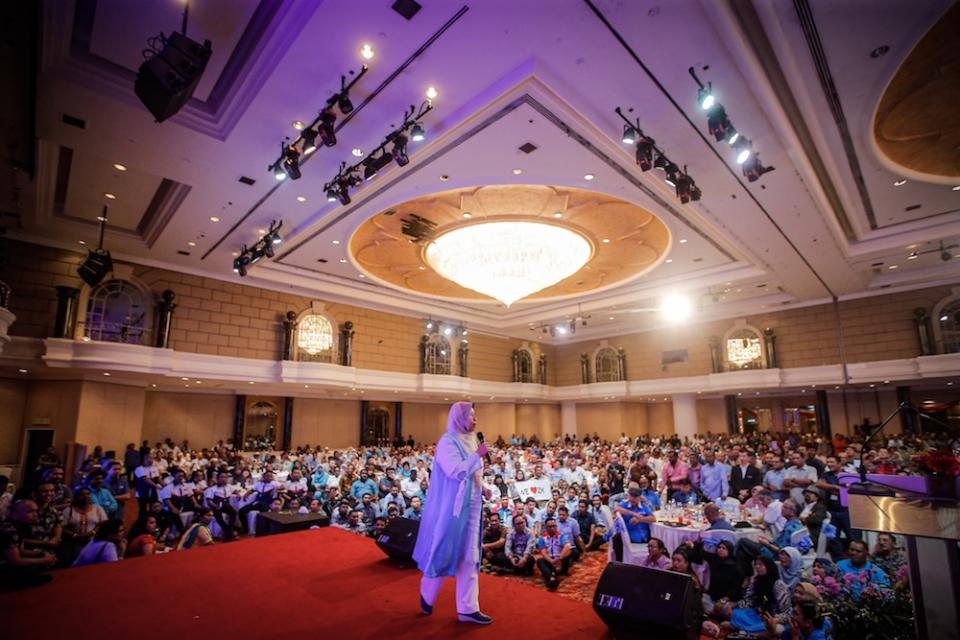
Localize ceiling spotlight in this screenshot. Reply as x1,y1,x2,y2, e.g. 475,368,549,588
952,185,960,191
359,43,374,60
742,154,775,182
104,192,117,200
318,110,337,147
326,186,339,202
410,123,425,142
553,212,563,219
726,126,739,146
282,145,302,180
187,241,196,247
907,252,918,260
636,137,655,171
271,162,286,181
426,86,438,100
653,151,668,171
338,92,354,115
391,134,409,166
621,125,637,145
512,168,523,175
555,324,568,335
675,170,695,203
584,173,595,180
660,294,693,322
942,247,954,262
664,163,680,188
210,216,221,222
707,105,732,143
894,179,907,186
112,163,127,171
301,128,319,155
888,264,898,270
352,148,364,157
296,195,307,203
425,320,434,330
698,84,715,111
462,212,472,218
734,137,752,164
292,121,304,131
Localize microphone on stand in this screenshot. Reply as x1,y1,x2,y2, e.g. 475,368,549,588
477,431,492,463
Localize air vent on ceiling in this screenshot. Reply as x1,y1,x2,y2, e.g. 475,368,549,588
238,176,256,186
871,261,884,267
905,204,921,212
391,0,422,20
693,257,703,262
518,142,538,154
177,250,190,256
62,113,86,129
317,258,328,263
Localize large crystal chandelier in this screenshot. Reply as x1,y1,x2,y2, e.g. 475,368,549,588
424,221,592,306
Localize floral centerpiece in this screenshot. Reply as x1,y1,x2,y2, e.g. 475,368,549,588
812,566,914,640
910,449,960,498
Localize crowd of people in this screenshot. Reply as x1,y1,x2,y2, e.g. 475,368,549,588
2,424,955,637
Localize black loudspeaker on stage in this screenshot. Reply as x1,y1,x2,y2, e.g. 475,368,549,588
593,562,702,639
375,518,420,565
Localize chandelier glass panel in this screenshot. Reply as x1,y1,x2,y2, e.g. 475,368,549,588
726,331,763,369
297,314,334,362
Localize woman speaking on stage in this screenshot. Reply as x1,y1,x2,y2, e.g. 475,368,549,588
413,401,493,625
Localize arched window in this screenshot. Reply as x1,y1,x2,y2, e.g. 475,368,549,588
933,293,960,354
424,334,452,375
517,349,534,382
296,313,336,363
595,347,620,382
82,279,150,345
725,328,764,370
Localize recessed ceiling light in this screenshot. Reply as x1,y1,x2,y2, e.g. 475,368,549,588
418,265,426,270
359,43,374,60
332,240,340,245
248,381,255,385
296,196,307,202
209,216,221,223
888,264,898,270
425,86,438,100
352,148,364,157
665,258,673,263
151,383,157,388
187,241,196,247
18,368,27,374
293,121,304,130
78,240,86,245
103,372,111,376
339,258,347,263
181,377,189,381
952,185,960,191
104,192,116,200
907,252,918,260
112,163,127,172
894,179,907,186
602,238,610,244
584,173,595,180
553,212,563,219
304,384,310,388
869,384,875,388
512,168,523,175
231,251,240,257
462,212,472,218
679,239,687,244
609,316,614,320
439,175,449,182
358,274,366,278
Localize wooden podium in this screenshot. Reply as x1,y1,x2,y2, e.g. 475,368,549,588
847,491,960,640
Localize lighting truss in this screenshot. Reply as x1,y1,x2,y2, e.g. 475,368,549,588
616,107,702,204
232,220,283,277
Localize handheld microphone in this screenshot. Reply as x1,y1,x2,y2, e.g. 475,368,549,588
476,431,492,463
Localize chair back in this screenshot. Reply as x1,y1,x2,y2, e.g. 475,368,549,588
702,529,737,547
790,526,811,546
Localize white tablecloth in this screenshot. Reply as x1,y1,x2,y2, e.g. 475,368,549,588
650,521,764,553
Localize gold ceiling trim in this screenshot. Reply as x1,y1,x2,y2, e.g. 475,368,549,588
349,184,670,304
873,3,960,178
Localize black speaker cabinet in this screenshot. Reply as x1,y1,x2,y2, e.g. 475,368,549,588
375,517,420,565
135,32,212,122
593,562,702,639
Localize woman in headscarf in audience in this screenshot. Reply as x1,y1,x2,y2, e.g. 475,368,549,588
720,556,792,636
413,402,493,625
778,546,804,591
686,539,744,615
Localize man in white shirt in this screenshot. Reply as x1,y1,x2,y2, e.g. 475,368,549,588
783,452,818,504
133,453,161,517
758,490,786,534
561,458,586,486
204,471,238,539
159,468,198,526
400,469,422,499
238,470,282,534
282,469,308,503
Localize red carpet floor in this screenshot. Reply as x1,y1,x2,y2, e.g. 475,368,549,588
1,528,611,639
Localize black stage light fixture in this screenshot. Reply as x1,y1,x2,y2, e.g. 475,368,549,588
301,128,319,155
78,206,114,286
282,145,302,180
362,155,380,182
336,178,352,205
676,173,692,204
271,161,286,181
392,134,410,166
410,122,425,141
621,125,637,145
734,137,752,165
262,240,275,259
319,110,337,147
690,183,702,202
636,137,655,171
707,105,732,143
653,151,668,171
664,163,681,188
326,185,339,202
742,154,775,182
338,74,355,114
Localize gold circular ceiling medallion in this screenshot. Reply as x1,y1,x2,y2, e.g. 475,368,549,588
349,184,671,304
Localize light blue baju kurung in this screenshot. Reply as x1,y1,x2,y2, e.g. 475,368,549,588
414,428,483,613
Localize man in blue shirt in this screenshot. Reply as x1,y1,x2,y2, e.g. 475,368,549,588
612,488,656,562
637,477,661,510
670,479,700,506
404,496,423,520
86,470,119,519
555,506,582,560
763,456,787,501
836,539,890,600
758,499,805,556
349,470,378,501
700,450,729,502
536,517,572,591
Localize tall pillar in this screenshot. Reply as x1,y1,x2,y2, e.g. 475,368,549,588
282,397,294,450
360,399,369,445
340,321,354,366
815,389,832,438
672,394,698,441
282,311,297,360
233,395,246,449
154,290,176,348
724,395,739,434
394,402,403,440
561,401,577,439
896,386,916,433
54,286,80,338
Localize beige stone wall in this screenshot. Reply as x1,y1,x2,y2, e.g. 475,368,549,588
401,402,450,446
75,382,146,454
291,398,361,449
515,403,562,441
21,380,84,449
142,391,237,447
0,379,28,464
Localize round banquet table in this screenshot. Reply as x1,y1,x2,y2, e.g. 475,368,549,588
650,520,764,554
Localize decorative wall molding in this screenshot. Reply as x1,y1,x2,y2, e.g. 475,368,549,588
10,338,960,403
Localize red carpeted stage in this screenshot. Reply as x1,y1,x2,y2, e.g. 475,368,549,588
1,528,610,639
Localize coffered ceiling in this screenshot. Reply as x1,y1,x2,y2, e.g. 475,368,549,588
7,0,960,343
